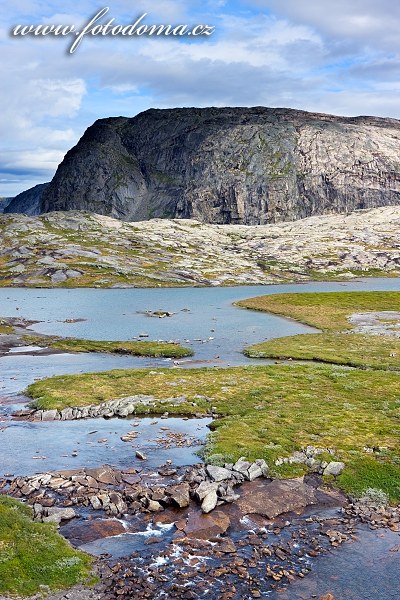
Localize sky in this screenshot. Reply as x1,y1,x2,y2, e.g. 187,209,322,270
1,0,399,197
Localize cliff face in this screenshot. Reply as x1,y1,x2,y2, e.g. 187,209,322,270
40,107,400,224
5,183,49,216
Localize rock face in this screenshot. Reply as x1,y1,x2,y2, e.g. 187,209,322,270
0,197,13,213
39,107,400,224
5,183,49,216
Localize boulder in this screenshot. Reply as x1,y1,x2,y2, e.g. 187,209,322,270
201,490,218,514
42,507,76,525
195,481,219,502
206,465,232,482
167,483,190,508
185,509,231,540
247,463,263,481
237,478,317,518
324,461,345,476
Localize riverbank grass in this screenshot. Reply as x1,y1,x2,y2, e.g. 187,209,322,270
236,290,400,330
239,291,400,369
0,496,93,597
244,332,400,370
27,363,400,502
23,335,193,358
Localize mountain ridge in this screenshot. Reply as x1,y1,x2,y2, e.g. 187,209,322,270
10,107,400,223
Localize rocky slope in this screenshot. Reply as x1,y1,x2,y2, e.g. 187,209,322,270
0,197,13,213
38,107,400,224
0,206,399,287
4,182,49,216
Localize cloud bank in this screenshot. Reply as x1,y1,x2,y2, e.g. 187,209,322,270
1,0,399,195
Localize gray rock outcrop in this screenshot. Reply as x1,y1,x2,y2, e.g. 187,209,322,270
39,107,400,224
5,183,49,216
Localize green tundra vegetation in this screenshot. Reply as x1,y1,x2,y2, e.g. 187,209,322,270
238,291,400,369
24,291,400,502
0,496,93,597
23,334,193,358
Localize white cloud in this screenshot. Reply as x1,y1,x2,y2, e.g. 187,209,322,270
1,0,400,196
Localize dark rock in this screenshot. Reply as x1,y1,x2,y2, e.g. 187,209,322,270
185,509,231,539
237,478,317,518
5,182,49,216
39,108,400,224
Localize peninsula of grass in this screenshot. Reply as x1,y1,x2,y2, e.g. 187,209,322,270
236,290,400,331
27,363,400,502
23,334,193,358
244,332,400,370
238,291,400,369
0,496,93,597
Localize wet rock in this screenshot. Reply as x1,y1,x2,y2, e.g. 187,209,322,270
324,461,345,476
237,478,317,518
64,518,126,545
135,451,147,460
167,483,190,508
185,509,231,539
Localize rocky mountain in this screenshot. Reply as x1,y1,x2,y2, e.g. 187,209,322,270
0,197,13,213
37,107,400,224
5,183,49,216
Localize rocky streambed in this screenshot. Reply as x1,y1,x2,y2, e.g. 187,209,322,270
2,458,399,600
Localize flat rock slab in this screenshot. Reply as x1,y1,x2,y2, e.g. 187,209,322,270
184,509,231,540
62,518,127,546
85,466,122,485
237,478,317,518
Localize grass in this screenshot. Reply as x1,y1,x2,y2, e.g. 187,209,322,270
23,334,193,358
0,496,93,597
244,332,400,370
26,363,400,502
236,291,400,331
240,291,400,370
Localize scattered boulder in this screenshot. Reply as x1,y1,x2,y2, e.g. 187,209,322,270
206,465,232,482
324,461,345,476
201,490,218,514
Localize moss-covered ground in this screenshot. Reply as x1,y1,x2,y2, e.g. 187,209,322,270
27,360,400,502
239,291,400,369
0,496,93,597
22,334,193,358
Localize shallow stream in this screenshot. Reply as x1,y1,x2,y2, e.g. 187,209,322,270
1,278,399,598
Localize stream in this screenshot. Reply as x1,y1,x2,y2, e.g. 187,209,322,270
1,278,399,599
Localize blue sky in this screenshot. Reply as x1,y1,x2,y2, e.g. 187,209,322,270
1,0,399,196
